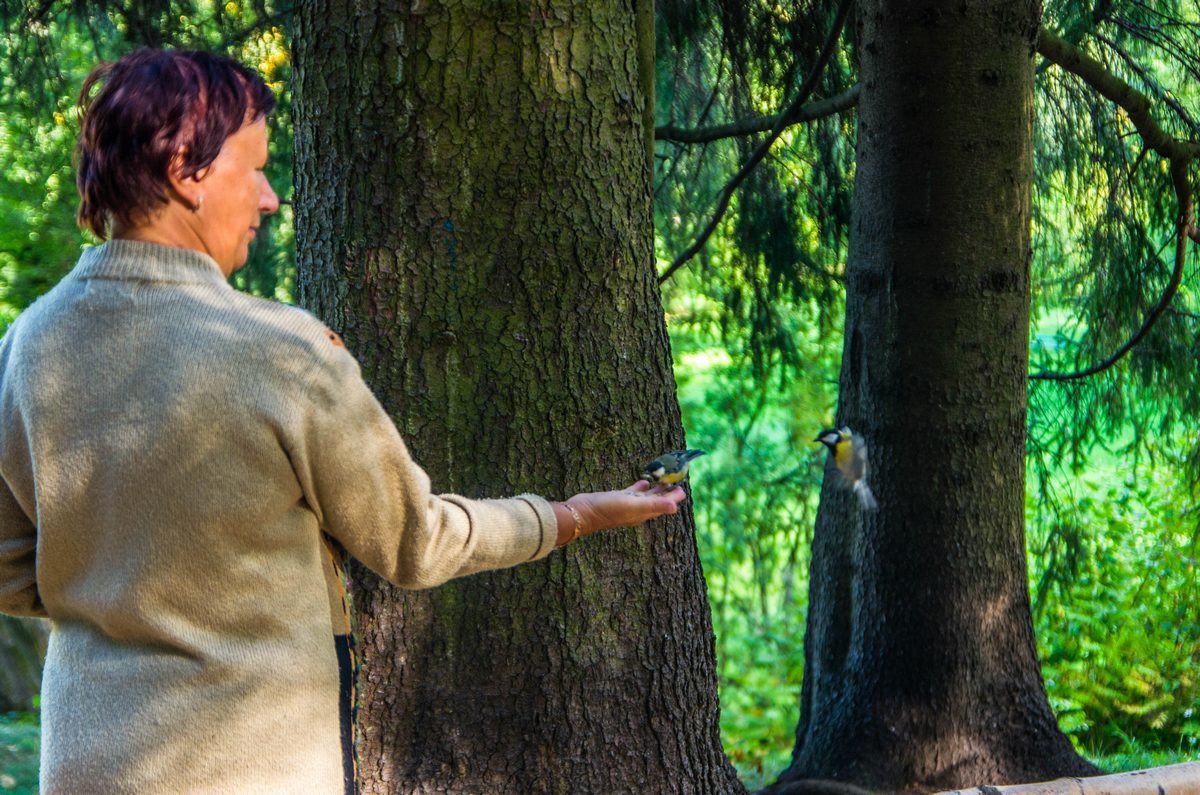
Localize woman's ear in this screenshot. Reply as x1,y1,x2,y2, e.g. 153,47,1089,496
167,151,206,212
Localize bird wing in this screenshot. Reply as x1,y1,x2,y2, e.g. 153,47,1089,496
852,432,870,477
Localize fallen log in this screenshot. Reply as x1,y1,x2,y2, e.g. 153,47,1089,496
935,761,1200,795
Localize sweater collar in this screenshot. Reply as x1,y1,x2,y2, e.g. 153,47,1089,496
73,239,231,288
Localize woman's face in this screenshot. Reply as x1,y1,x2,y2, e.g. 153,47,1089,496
192,117,279,275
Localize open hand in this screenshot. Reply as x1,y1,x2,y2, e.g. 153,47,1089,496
564,480,687,539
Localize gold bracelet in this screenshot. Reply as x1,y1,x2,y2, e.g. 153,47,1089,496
562,502,585,546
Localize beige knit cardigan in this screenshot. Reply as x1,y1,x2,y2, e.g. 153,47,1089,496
0,239,557,793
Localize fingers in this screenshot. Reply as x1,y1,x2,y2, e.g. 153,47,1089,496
657,489,685,513
633,491,681,516
634,487,685,519
622,481,687,508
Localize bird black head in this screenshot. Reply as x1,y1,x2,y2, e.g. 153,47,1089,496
814,428,840,452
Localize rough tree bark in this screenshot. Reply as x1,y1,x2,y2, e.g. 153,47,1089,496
769,1,1101,792
0,616,47,712
291,2,743,793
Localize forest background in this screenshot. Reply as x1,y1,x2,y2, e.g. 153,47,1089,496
0,0,1198,792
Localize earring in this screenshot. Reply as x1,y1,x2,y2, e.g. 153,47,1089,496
194,195,204,213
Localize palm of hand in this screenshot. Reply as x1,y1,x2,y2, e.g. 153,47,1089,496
572,480,685,532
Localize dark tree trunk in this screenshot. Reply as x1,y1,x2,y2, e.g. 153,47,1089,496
772,1,1100,791
291,1,742,793
0,616,47,712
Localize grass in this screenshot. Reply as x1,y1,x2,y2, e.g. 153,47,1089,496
1092,747,1195,775
0,713,38,795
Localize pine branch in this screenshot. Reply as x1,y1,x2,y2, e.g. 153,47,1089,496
1094,32,1200,137
1031,160,1197,382
1035,0,1113,74
654,84,859,145
656,0,854,286
1036,27,1200,161
1030,27,1199,382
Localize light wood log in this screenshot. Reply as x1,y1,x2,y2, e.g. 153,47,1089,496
936,761,1200,795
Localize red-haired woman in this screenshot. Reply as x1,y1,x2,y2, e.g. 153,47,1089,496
0,48,683,794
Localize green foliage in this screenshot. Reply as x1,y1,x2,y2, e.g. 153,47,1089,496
0,0,296,330
0,712,38,795
1093,745,1196,774
666,266,842,785
715,624,803,790
1028,1,1200,471
1030,458,1200,756
655,0,853,374
0,12,95,330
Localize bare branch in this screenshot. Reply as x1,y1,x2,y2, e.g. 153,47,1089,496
655,84,860,145
657,0,854,285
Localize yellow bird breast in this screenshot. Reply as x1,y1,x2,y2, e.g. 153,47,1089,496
658,468,687,485
834,441,854,472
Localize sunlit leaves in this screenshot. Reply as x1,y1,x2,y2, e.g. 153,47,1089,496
1030,457,1200,754
0,0,295,319
655,0,853,376
666,262,840,782
1029,2,1200,462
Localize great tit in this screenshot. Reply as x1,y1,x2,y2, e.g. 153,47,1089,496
814,427,878,511
643,449,707,488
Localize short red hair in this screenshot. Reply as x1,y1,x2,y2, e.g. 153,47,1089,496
75,48,277,239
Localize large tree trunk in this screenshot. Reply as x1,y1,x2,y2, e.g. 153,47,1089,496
772,1,1099,791
291,2,742,793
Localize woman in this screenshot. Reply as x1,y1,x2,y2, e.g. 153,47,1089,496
0,49,685,794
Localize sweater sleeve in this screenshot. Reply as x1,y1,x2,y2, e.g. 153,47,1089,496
287,347,558,590
0,476,45,618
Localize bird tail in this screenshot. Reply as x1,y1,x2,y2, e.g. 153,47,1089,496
854,480,878,511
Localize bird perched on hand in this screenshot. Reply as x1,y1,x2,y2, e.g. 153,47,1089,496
814,427,878,511
643,449,706,488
